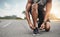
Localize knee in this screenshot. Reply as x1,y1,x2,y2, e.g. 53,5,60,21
32,4,36,10
32,4,38,10
31,4,38,16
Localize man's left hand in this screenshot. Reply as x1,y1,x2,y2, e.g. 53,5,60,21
40,22,45,29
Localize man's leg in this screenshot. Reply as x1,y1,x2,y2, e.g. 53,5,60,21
31,3,38,34
38,9,44,29
31,3,38,29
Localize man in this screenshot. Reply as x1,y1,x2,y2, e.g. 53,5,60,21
25,0,52,34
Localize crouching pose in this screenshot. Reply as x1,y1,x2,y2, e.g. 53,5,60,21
25,0,52,34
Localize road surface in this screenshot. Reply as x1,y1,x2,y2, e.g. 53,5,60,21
0,19,60,37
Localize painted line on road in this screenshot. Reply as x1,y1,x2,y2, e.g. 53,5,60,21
2,22,12,28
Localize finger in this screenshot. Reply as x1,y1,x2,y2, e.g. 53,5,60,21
41,24,44,29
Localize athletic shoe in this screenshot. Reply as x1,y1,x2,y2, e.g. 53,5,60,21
33,27,39,34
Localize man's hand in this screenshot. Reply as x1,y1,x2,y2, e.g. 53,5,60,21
29,21,34,30
29,23,33,29
40,22,45,29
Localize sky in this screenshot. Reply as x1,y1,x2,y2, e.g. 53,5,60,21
0,0,60,19
51,0,60,18
0,0,27,19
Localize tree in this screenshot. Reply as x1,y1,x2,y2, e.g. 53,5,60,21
22,11,26,19
22,11,25,14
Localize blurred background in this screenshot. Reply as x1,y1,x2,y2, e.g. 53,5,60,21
0,0,60,21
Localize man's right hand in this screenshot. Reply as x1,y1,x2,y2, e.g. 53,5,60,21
29,22,34,30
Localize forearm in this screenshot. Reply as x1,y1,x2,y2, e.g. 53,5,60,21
25,1,32,24
44,0,52,22
44,11,50,22
25,11,31,24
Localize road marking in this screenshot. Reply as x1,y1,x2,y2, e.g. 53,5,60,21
2,22,12,28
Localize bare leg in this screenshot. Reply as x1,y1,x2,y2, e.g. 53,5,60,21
31,3,38,29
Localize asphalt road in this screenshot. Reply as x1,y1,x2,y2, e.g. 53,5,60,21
0,19,60,37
